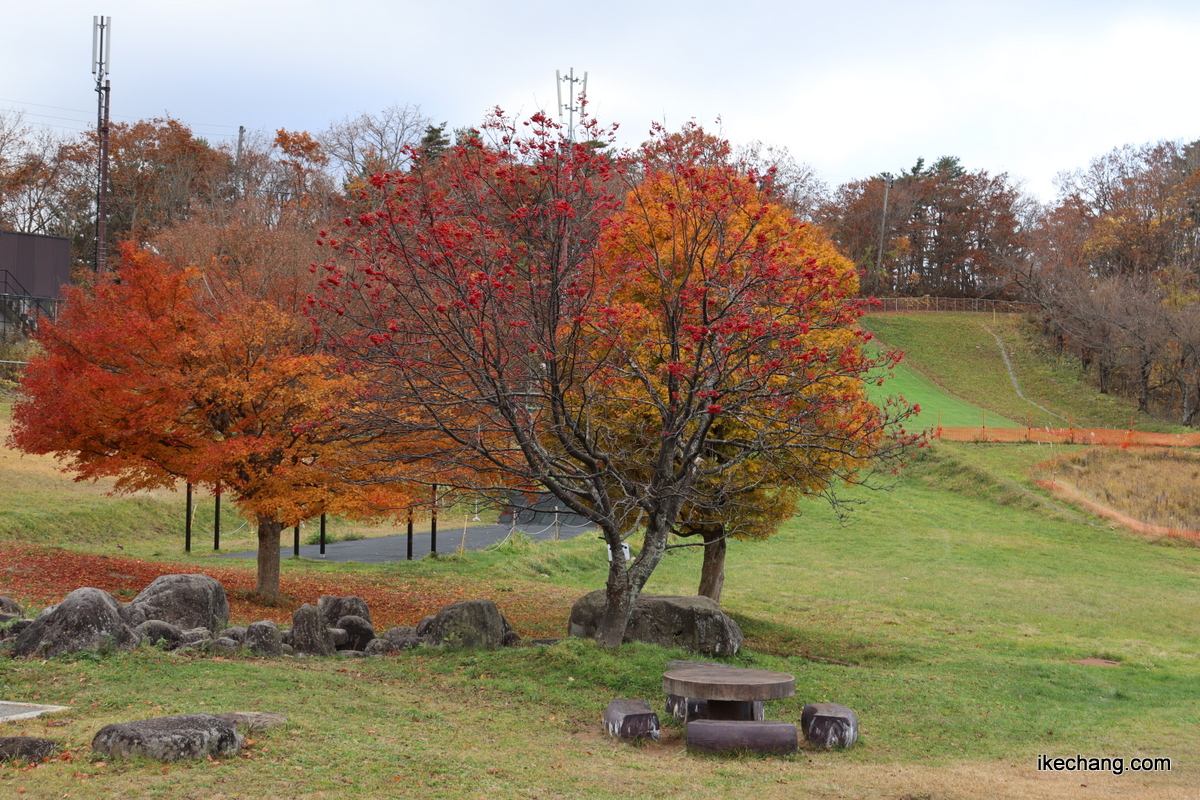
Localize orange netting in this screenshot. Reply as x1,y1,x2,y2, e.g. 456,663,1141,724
933,426,1200,447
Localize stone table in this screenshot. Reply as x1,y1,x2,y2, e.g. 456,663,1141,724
662,665,795,721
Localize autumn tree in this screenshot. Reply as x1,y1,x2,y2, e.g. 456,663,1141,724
821,157,1028,298
9,241,408,601
318,114,916,645
1022,139,1200,423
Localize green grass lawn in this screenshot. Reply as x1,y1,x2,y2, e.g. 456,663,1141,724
3,322,1200,798
4,440,1199,798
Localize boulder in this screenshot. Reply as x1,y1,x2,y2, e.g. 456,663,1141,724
204,637,240,656
423,599,513,649
415,615,436,637
12,587,140,659
0,596,22,616
179,627,213,645
328,627,349,647
317,596,372,627
801,702,858,749
568,592,743,655
243,621,283,657
216,626,247,643
91,714,243,762
336,615,375,651
364,638,397,656
124,575,229,633
0,736,58,762
137,620,185,650
290,604,334,656
391,636,426,650
381,625,417,643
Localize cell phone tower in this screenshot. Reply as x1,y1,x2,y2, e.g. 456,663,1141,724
92,15,112,274
555,68,587,141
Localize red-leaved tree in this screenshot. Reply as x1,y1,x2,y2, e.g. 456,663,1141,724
318,114,918,646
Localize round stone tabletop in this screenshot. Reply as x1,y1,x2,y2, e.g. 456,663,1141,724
662,666,796,702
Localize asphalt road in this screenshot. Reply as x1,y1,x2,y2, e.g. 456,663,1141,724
218,521,598,564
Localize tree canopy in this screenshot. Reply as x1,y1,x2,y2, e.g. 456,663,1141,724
10,242,413,600
317,115,917,645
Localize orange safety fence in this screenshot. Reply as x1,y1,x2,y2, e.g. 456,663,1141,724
1033,478,1200,544
933,426,1200,448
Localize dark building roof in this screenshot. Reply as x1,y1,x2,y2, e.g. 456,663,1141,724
0,230,71,300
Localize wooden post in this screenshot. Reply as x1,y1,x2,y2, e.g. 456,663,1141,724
406,507,413,561
430,484,438,555
293,525,300,557
185,482,192,554
214,486,221,551
320,513,327,556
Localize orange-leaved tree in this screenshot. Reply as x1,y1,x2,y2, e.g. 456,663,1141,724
10,243,412,601
580,128,916,611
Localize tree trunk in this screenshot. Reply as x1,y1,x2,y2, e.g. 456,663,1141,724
698,528,727,605
1138,357,1152,413
593,516,674,648
256,516,283,602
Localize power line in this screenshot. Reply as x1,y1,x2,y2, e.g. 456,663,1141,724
0,96,243,131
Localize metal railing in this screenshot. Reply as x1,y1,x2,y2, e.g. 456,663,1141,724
0,270,61,338
864,296,1037,314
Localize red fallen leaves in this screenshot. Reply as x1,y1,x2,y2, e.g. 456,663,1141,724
0,544,573,637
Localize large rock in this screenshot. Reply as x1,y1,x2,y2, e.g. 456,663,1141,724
217,626,247,643
0,596,23,616
243,621,283,657
290,604,334,656
568,592,743,655
380,625,417,643
12,587,141,659
336,615,375,651
423,599,515,649
136,620,185,650
91,714,243,761
124,575,230,633
317,596,372,627
0,737,58,762
364,638,398,656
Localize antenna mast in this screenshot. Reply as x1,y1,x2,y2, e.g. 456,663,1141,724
556,68,588,141
92,15,112,274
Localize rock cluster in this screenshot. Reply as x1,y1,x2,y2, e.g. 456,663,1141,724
1,583,521,661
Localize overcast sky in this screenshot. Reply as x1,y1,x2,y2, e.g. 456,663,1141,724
4,1,1199,202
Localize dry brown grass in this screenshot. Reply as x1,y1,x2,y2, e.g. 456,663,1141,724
1035,446,1200,531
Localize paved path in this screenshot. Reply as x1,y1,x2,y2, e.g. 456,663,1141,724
218,522,598,564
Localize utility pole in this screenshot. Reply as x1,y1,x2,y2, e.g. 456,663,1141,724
877,172,894,292
235,125,245,195
555,68,588,141
92,16,112,274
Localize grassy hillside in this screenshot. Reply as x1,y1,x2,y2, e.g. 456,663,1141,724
863,312,1178,432
3,440,1198,798
3,322,1200,798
